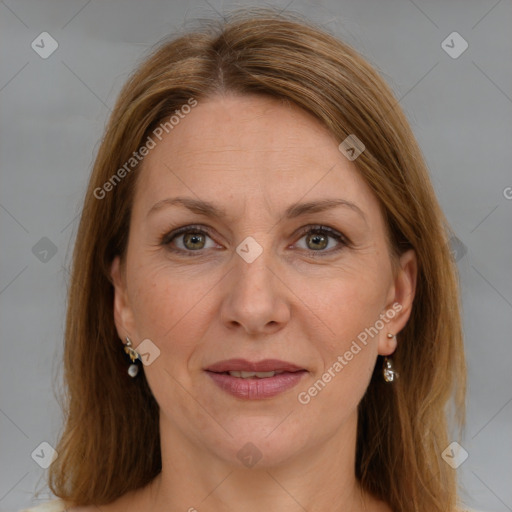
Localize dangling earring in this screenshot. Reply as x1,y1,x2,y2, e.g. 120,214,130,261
383,333,399,382
124,336,141,378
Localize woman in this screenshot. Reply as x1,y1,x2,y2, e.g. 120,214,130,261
20,7,474,512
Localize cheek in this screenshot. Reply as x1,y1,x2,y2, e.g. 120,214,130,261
302,279,382,413
128,261,213,345
310,264,388,352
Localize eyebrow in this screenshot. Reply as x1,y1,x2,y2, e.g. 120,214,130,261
147,196,367,223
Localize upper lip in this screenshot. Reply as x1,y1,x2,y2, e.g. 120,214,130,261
205,358,305,373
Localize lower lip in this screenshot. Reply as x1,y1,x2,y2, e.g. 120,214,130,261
206,370,307,399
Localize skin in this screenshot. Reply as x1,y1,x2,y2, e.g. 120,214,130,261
81,94,418,512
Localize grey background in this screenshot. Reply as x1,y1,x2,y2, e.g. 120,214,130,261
1,0,511,511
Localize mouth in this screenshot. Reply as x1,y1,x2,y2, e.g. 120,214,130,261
205,358,305,373
205,359,307,399
218,370,289,378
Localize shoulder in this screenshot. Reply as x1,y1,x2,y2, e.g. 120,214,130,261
17,498,75,512
17,499,487,512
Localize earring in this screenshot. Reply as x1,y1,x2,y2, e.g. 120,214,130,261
383,333,399,382
124,336,141,378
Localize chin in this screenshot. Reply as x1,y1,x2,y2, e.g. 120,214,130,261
203,417,314,469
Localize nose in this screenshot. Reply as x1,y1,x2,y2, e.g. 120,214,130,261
220,246,291,336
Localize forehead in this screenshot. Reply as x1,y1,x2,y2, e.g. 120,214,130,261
133,94,381,221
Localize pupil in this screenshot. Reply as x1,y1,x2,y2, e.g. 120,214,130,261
185,233,204,250
309,233,327,250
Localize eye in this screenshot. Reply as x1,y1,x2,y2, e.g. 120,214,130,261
161,225,218,256
294,225,349,255
161,224,350,257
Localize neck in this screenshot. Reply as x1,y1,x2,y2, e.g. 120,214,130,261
141,411,376,512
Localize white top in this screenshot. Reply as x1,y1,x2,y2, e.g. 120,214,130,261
18,500,68,512
17,498,486,512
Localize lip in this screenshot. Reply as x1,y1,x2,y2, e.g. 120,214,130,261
205,359,307,400
205,358,304,373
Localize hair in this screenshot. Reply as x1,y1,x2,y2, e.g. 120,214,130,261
47,7,466,511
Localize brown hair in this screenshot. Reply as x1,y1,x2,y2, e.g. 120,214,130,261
47,7,466,511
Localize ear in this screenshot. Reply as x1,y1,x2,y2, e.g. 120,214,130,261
378,248,418,356
110,255,137,341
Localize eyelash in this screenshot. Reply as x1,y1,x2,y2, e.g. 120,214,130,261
160,224,350,258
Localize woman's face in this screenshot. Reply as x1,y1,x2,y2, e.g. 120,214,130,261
111,94,417,467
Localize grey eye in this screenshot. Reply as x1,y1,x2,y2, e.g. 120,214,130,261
304,232,329,250
181,232,207,250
